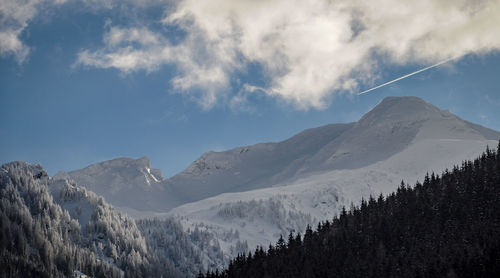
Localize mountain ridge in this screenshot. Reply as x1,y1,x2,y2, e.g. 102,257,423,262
57,96,500,213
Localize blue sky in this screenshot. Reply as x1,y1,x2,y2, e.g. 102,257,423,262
1,0,500,176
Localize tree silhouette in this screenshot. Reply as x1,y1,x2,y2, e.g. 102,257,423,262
203,141,500,278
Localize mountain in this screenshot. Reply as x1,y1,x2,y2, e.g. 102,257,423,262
203,144,500,278
56,96,499,258
169,97,498,251
59,96,499,213
55,157,166,212
165,123,354,206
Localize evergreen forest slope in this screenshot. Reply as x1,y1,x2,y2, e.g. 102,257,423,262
0,162,224,278
203,142,500,278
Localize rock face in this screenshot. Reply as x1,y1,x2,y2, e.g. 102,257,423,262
60,96,499,213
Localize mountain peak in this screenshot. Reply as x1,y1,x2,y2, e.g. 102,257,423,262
380,95,425,103
96,156,151,169
53,156,165,210
377,96,442,113
357,96,444,127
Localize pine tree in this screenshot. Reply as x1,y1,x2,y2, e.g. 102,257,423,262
207,143,500,278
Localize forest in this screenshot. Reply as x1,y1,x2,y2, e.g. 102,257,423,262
202,142,500,278
0,162,223,278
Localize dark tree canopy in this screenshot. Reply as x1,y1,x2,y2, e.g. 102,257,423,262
203,141,500,278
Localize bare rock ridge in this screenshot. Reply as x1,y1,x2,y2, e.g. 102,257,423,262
58,96,500,213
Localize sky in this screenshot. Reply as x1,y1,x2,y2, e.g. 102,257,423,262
1,0,500,177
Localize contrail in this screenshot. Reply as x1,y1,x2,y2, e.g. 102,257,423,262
357,56,458,95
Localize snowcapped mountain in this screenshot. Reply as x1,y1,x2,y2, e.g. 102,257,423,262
55,96,499,260
164,123,354,206
55,157,167,211
171,134,496,253
170,96,499,254
59,96,499,213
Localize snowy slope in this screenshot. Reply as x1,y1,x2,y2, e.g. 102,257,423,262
170,138,498,255
164,123,354,205
161,96,500,256
55,157,167,211
60,96,499,215
166,96,498,210
58,124,355,211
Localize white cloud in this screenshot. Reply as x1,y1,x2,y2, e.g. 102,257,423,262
163,0,500,109
75,24,232,109
0,0,41,63
0,0,162,63
77,27,170,72
72,0,500,108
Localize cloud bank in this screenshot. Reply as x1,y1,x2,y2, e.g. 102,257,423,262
5,0,500,109
0,0,43,63
0,0,159,63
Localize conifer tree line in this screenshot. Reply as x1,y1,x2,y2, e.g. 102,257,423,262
0,163,130,277
202,142,500,278
0,162,224,277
